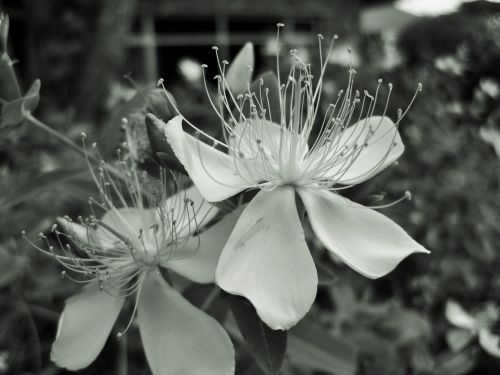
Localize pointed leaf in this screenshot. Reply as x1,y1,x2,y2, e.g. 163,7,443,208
228,295,287,375
0,52,20,102
288,320,358,375
226,42,254,95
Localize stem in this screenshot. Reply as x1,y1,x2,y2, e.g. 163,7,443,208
26,113,124,180
118,332,128,375
26,113,86,157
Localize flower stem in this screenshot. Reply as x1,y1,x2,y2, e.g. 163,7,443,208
26,113,124,180
118,332,128,375
26,113,86,157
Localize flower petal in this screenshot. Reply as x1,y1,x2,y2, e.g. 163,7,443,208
229,118,283,158
164,115,252,202
298,188,429,279
51,283,124,370
216,186,317,330
325,116,404,185
164,184,219,237
479,328,500,357
167,205,244,283
445,300,477,331
57,217,93,245
137,273,235,375
97,207,159,250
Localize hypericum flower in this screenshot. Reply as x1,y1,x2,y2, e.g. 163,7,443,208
25,140,238,375
158,26,429,330
446,300,500,358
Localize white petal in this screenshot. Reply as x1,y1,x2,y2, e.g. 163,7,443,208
479,328,500,357
167,206,244,283
51,284,124,370
445,300,477,331
97,207,159,250
138,273,235,375
164,184,219,237
56,217,93,245
164,115,251,202
325,116,404,185
298,188,429,279
216,186,317,330
229,118,283,158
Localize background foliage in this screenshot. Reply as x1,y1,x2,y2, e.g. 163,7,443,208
1,1,500,374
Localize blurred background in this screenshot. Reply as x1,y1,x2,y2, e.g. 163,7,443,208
1,0,500,374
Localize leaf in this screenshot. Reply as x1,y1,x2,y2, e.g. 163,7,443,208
1,79,40,126
228,295,287,375
226,42,254,95
0,13,8,53
0,168,88,209
0,52,20,102
435,346,477,375
288,319,358,375
145,113,186,174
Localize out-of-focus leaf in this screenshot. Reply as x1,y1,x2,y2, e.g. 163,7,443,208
288,319,358,375
0,168,88,209
228,295,287,375
226,42,254,95
377,308,431,345
435,347,477,375
0,241,27,287
1,79,40,126
446,328,475,352
145,113,186,174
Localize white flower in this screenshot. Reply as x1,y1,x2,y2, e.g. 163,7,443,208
27,145,237,375
159,29,429,330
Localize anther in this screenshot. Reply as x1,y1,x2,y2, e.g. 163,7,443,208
21,230,26,236
333,34,339,39
222,60,228,65
51,224,58,232
405,190,412,200
212,46,219,51
157,78,164,86
201,64,208,69
277,22,285,28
